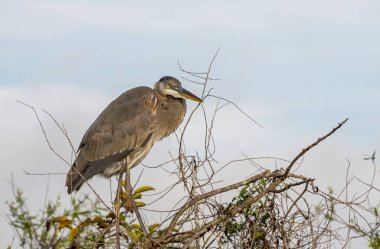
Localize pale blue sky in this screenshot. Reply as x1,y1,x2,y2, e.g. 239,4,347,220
1,1,380,135
1,1,379,247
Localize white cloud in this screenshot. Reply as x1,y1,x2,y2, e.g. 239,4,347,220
1,0,380,38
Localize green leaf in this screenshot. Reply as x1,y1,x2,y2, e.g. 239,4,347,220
92,216,103,223
128,231,140,242
131,223,142,231
68,227,79,242
148,223,160,234
133,193,142,199
133,186,155,195
135,202,146,207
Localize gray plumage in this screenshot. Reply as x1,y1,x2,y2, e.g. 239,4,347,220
66,76,202,194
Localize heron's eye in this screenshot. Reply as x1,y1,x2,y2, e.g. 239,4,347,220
168,84,176,89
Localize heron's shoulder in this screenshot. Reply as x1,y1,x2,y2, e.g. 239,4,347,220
126,86,154,94
110,86,159,115
118,86,155,99
108,86,156,108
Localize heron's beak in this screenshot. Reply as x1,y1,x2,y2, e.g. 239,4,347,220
176,87,203,103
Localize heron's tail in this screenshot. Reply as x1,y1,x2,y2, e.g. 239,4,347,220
65,162,85,194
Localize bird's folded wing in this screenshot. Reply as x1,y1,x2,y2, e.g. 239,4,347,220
78,87,157,165
66,87,160,193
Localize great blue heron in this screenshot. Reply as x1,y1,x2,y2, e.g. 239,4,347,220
66,76,202,194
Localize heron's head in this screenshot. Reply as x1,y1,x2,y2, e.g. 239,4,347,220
155,76,203,103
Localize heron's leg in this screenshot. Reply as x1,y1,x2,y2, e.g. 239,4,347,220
114,173,123,249
124,167,148,235
115,173,124,212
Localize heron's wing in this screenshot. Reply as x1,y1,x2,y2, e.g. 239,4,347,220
66,87,159,193
79,88,158,162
